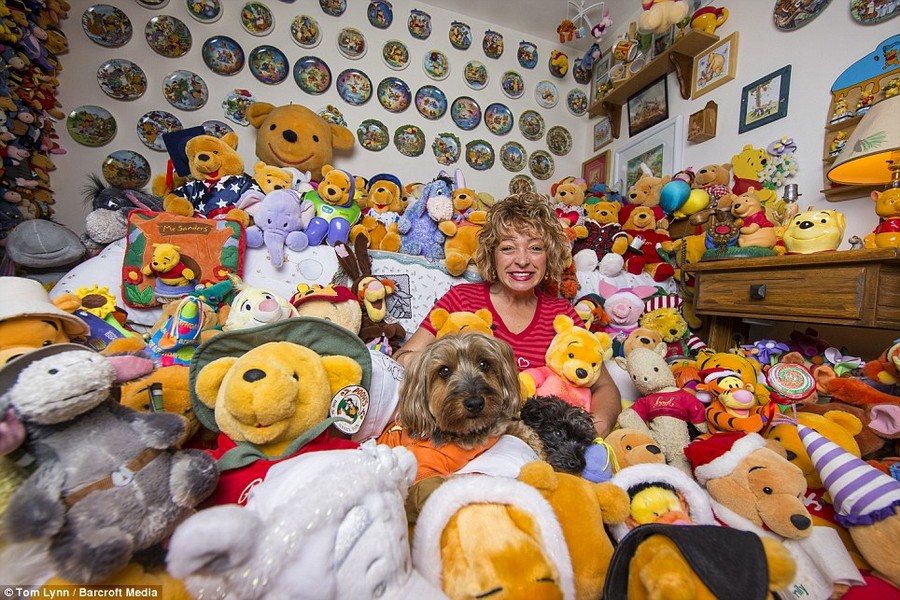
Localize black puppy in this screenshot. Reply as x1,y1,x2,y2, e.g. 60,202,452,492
520,395,597,474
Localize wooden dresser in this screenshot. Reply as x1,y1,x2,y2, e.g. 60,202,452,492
685,248,900,351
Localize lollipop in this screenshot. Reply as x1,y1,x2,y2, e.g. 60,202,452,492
766,362,815,404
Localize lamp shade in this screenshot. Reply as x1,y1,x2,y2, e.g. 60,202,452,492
826,95,900,186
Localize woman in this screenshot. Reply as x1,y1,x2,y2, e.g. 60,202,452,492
394,192,621,437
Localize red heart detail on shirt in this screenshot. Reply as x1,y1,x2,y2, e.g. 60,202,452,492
517,356,530,369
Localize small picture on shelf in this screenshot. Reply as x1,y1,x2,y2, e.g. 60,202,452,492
593,116,612,151
627,75,669,137
739,64,791,133
691,32,738,98
582,150,610,188
652,28,674,59
590,50,612,103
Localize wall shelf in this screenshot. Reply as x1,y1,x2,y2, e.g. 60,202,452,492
587,29,719,139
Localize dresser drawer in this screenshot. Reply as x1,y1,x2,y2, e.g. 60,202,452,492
695,264,866,322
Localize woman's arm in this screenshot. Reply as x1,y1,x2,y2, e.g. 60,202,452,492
590,367,621,438
393,326,437,368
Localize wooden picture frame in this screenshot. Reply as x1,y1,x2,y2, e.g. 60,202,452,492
613,115,683,192
627,75,668,138
582,150,610,188
593,116,613,151
739,64,792,133
590,49,612,104
652,27,674,60
691,31,739,98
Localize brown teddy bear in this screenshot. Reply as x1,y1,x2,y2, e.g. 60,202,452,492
691,163,732,207
611,205,675,282
440,176,486,277
304,164,362,246
604,428,665,469
349,173,405,252
163,132,259,223
246,102,355,182
627,170,672,214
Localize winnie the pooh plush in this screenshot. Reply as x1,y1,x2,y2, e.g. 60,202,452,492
304,164,362,246
638,294,707,359
719,189,778,249
627,169,671,213
604,428,665,469
0,276,88,353
189,318,370,506
730,144,777,203
611,204,676,282
163,132,260,222
863,187,900,248
429,308,494,339
440,174,487,277
246,102,355,182
520,315,612,412
141,242,195,288
349,172,405,252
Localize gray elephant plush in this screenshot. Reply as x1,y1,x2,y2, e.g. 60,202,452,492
0,344,218,584
241,188,315,268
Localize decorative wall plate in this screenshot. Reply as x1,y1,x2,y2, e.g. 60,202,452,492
548,50,569,78
423,50,450,80
483,30,504,59
529,150,554,180
377,77,411,113
249,45,288,84
546,125,572,156
102,150,151,189
519,110,545,141
185,0,222,23
317,105,347,127
572,59,591,85
535,80,559,108
202,36,245,76
850,0,898,23
97,59,146,100
449,21,472,50
162,70,208,110
202,120,234,138
451,96,481,130
145,15,191,57
394,125,426,157
408,9,432,40
382,39,409,70
336,68,372,105
509,174,535,194
415,85,447,119
500,141,526,172
566,88,588,116
222,89,256,125
484,103,513,136
463,61,488,90
432,132,461,165
518,41,538,69
137,0,169,7
241,2,275,36
293,56,331,94
357,119,389,151
291,15,321,48
67,105,116,147
337,27,367,59
137,110,182,151
319,0,347,17
368,1,393,29
501,71,525,99
82,4,132,47
466,139,495,171
774,0,832,30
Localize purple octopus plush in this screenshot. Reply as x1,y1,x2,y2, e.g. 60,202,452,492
242,189,315,268
398,174,453,260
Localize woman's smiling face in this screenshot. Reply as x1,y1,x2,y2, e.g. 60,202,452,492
493,228,547,294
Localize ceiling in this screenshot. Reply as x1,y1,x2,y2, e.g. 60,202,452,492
417,0,634,51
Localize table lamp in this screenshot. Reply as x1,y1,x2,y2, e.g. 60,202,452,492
826,94,900,188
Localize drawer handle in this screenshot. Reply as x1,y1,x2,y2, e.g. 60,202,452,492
750,284,766,300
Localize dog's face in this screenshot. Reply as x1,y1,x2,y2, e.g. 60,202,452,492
398,332,522,447
520,395,596,473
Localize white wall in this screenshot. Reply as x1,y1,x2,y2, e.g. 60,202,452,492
594,3,898,244
54,0,591,233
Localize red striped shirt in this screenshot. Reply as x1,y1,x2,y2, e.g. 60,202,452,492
420,282,581,370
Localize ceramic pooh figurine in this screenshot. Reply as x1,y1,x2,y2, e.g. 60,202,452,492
777,208,846,254
863,187,900,248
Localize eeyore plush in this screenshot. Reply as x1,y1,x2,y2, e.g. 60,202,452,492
81,174,165,252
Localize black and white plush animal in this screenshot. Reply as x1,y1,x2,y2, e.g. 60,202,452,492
1,344,218,583
81,174,165,251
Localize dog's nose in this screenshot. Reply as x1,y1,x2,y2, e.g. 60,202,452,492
798,220,814,229
463,397,484,415
790,514,812,531
243,369,266,382
575,368,588,379
564,457,585,472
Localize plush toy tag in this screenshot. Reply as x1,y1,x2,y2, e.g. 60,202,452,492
330,385,369,435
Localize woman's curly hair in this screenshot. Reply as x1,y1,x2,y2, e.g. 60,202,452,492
474,191,570,283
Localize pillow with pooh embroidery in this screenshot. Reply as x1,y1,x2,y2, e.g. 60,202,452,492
122,210,244,308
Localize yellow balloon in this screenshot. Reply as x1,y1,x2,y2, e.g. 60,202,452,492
673,188,710,219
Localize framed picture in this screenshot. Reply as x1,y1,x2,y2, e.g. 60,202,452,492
627,75,668,137
652,27,674,59
739,64,791,133
590,49,612,103
582,150,610,188
691,31,739,98
593,116,612,151
613,115,684,192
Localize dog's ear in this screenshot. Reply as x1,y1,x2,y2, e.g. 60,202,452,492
397,350,437,437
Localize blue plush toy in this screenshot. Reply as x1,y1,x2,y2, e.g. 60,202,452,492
397,173,453,260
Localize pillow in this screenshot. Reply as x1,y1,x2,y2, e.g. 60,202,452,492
122,211,244,308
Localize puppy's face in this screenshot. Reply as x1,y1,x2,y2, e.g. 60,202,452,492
398,332,522,446
520,395,595,473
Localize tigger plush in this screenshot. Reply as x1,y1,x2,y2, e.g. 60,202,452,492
695,368,775,435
